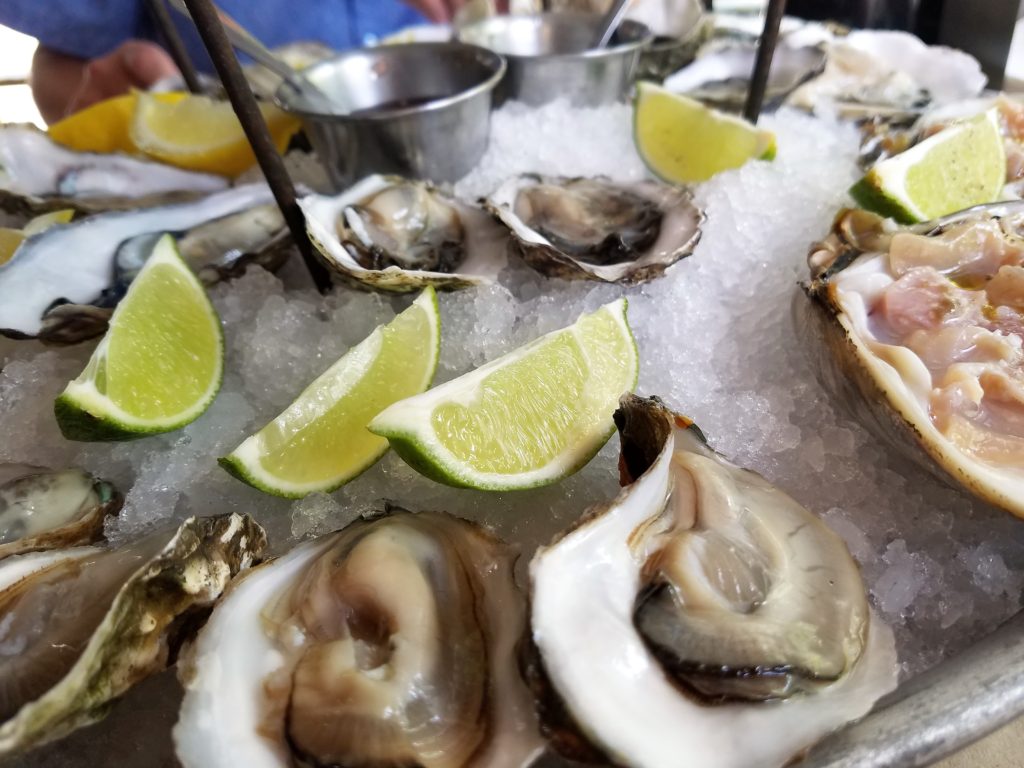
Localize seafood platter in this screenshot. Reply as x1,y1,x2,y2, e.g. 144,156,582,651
2,0,1024,766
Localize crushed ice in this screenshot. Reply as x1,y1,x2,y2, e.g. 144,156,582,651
2,101,1022,689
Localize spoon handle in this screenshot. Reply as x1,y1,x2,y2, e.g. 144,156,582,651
592,0,632,49
166,0,299,83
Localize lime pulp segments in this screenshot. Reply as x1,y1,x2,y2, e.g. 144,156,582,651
55,234,223,441
850,108,1005,223
633,82,776,184
220,287,440,497
368,298,639,491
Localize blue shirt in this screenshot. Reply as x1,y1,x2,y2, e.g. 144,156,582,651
1,0,426,68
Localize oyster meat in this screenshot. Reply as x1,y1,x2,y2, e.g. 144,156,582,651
0,513,266,758
0,126,228,217
663,37,826,112
801,203,1024,519
301,175,505,291
0,184,290,343
787,31,986,121
0,465,122,560
530,394,897,768
175,508,541,768
487,174,703,283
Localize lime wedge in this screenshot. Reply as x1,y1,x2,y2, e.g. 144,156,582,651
220,288,440,498
850,108,1005,223
55,235,223,441
368,299,638,491
633,82,776,184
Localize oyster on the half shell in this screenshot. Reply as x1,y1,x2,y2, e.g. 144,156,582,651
787,31,986,121
0,465,122,560
0,126,228,218
530,394,897,768
0,513,266,758
0,184,290,343
301,174,506,292
486,174,703,283
800,202,1024,519
174,508,542,768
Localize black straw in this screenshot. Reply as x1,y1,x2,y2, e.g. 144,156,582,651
743,0,787,124
145,0,203,94
180,0,332,294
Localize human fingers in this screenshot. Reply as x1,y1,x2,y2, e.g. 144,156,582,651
118,40,180,88
64,40,180,117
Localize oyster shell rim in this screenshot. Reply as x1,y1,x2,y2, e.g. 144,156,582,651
300,174,504,294
485,173,705,285
0,513,267,758
800,202,1024,519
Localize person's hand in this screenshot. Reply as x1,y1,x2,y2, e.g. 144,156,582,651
401,0,470,23
66,40,179,116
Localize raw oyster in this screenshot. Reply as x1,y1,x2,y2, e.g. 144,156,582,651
530,394,897,768
301,174,505,291
175,508,542,768
486,174,703,283
0,465,122,560
787,31,986,121
663,38,826,112
800,203,1024,519
0,184,289,343
0,126,228,218
0,513,266,758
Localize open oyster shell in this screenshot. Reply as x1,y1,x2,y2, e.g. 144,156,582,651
787,31,986,121
301,174,506,292
0,465,122,560
0,513,266,758
0,184,290,343
174,508,542,768
530,394,897,768
664,38,826,112
800,203,1024,519
486,174,703,283
0,126,229,219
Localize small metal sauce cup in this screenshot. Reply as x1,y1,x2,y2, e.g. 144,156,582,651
274,42,506,190
457,12,653,107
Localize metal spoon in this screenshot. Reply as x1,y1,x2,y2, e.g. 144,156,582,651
166,0,337,113
591,0,632,49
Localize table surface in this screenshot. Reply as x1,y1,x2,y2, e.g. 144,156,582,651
938,718,1024,767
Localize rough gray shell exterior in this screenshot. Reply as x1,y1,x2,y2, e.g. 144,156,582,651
0,513,267,758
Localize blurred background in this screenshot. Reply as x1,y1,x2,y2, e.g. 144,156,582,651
4,0,1024,127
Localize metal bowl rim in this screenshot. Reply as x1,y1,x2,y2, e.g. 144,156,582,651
272,41,507,122
457,12,654,62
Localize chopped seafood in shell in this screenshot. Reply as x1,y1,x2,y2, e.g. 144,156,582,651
0,465,122,560
800,202,1024,518
0,513,266,759
0,184,289,343
301,175,506,292
530,394,897,768
0,126,228,218
486,174,703,283
174,508,542,768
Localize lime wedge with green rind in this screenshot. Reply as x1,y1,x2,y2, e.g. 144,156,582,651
850,108,1005,224
368,299,638,491
55,234,223,441
220,287,440,498
633,82,776,184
